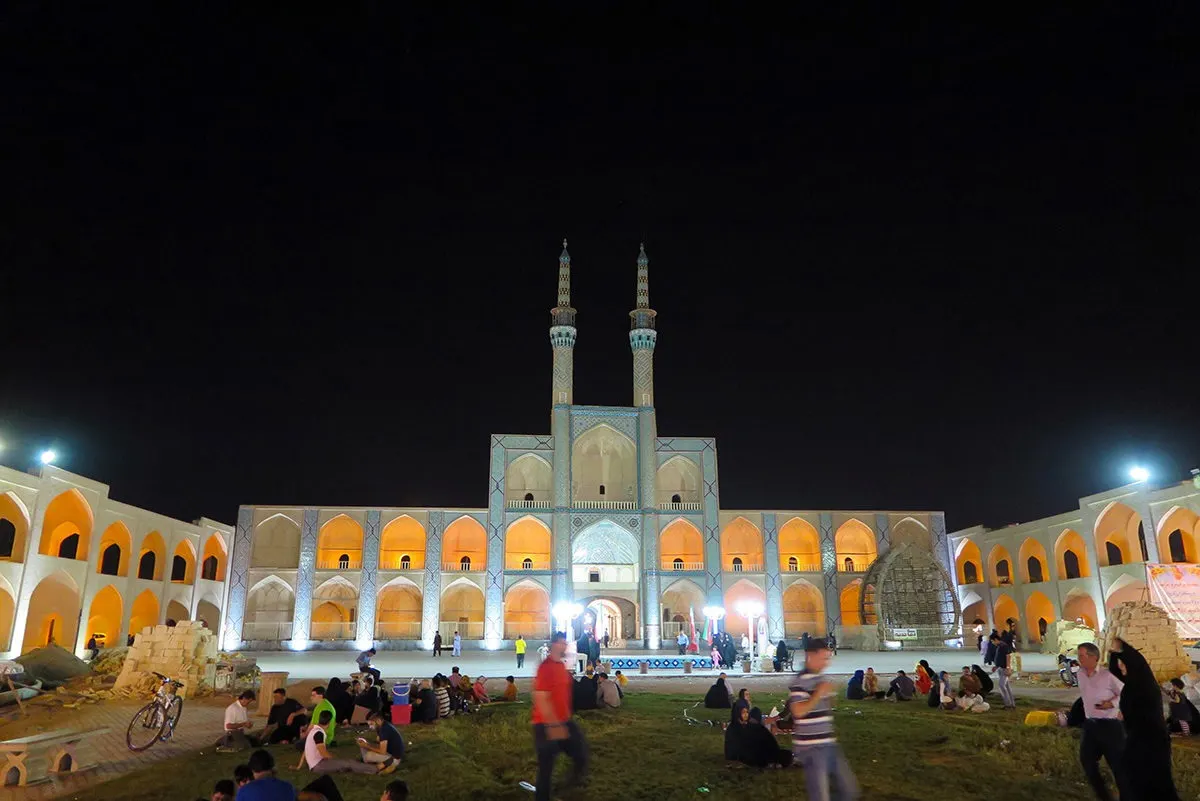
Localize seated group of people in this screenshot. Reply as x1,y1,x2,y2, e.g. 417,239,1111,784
410,669,520,723
704,673,791,768
200,747,408,801
571,669,623,710
845,663,994,713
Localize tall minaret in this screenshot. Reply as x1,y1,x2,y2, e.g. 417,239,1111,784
549,239,577,411
629,243,657,407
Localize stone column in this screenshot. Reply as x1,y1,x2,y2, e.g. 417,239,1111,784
762,513,785,641
551,411,573,605
485,438,507,647
221,506,254,651
638,408,660,647
290,509,318,647
421,512,443,648
874,513,892,559
819,513,839,637
930,513,953,580
356,510,381,648
701,443,723,607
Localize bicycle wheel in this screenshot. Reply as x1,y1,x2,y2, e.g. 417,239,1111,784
126,701,168,752
159,697,184,742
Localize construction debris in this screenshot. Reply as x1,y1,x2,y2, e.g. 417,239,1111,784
1099,600,1193,682
14,644,91,688
114,620,217,699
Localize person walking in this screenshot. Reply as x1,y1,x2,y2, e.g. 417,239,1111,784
432,631,442,657
531,632,588,801
1075,642,1131,801
789,638,859,801
989,633,1016,710
452,630,462,657
516,634,527,669
677,630,688,655
1109,638,1181,800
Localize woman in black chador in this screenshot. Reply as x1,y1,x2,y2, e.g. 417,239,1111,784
1107,638,1180,801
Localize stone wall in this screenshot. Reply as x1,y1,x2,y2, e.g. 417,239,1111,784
113,621,218,699
1098,601,1192,682
1042,619,1097,656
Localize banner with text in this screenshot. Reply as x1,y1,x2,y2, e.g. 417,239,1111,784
1147,563,1200,640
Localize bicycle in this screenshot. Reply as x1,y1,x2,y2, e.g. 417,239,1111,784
126,671,184,752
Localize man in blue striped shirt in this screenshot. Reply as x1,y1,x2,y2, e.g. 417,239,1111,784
788,638,858,801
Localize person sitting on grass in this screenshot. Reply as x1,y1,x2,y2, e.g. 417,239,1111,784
886,670,915,701
472,675,491,704
971,664,994,696
217,690,260,752
956,686,990,713
846,670,865,700
234,763,254,790
296,710,397,775
433,676,452,718
357,710,405,766
210,778,235,801
958,665,981,697
573,672,599,711
326,677,354,725
936,671,958,710
303,686,338,746
914,660,934,696
614,670,627,697
596,672,621,709
503,675,519,702
380,780,409,800
862,668,885,699
724,704,792,768
263,687,307,744
704,673,732,708
355,676,382,715
234,749,296,801
731,688,756,725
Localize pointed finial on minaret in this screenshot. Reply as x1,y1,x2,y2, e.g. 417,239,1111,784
556,238,571,309
636,243,649,309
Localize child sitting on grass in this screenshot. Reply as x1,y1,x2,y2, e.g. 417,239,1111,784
503,675,518,702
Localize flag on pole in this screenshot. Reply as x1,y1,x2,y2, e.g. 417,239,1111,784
702,612,712,648
688,606,700,654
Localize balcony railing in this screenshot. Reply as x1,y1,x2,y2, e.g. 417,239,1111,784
504,623,550,640
727,562,764,573
311,621,356,640
660,501,702,511
375,621,422,639
317,554,362,570
574,500,637,510
438,621,484,640
506,499,552,509
507,560,552,571
242,621,293,641
837,556,874,573
662,560,705,571
782,562,822,573
380,551,425,571
442,560,484,572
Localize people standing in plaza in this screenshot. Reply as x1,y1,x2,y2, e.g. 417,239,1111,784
788,638,859,801
1075,642,1131,801
530,632,588,801
453,630,462,657
989,633,1016,709
516,634,527,668
432,631,442,657
677,630,689,655
1108,638,1180,801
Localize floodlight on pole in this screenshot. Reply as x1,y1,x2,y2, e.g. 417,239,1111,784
39,450,57,465
1129,466,1150,482
734,600,764,668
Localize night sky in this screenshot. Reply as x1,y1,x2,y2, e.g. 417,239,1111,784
4,8,1197,531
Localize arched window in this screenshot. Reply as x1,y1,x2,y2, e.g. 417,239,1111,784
201,555,218,581
788,556,798,572
1038,617,1048,638
589,569,601,583
843,556,854,573
1169,530,1187,563
171,555,187,581
599,484,606,496
338,553,350,570
732,557,743,572
100,544,121,576
459,556,471,571
996,559,1010,583
0,519,15,558
400,554,411,570
1105,542,1123,566
1027,556,1044,583
522,557,533,570
671,494,682,504
1064,550,1081,579
138,552,156,580
524,493,534,502
963,562,978,584
673,557,684,570
58,533,80,559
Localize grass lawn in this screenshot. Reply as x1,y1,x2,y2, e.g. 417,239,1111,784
82,693,1200,801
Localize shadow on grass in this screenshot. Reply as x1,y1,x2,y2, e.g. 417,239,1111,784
82,693,1200,801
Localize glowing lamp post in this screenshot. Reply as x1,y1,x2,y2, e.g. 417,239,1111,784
40,450,57,465
735,600,764,669
1129,466,1150,483
552,601,583,641
702,605,726,641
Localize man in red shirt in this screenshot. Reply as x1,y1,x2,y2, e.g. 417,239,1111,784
531,631,589,801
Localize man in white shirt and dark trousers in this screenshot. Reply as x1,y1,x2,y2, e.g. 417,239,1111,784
217,690,261,752
1076,642,1131,801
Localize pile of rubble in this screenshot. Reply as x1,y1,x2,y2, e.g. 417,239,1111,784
1099,600,1193,682
1041,619,1097,656
113,620,218,699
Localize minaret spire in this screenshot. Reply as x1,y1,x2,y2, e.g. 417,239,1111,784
629,243,657,408
549,238,577,410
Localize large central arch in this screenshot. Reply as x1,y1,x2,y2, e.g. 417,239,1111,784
572,519,639,584
571,424,637,504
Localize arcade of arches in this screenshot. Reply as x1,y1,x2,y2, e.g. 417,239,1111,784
443,517,487,572
381,516,426,571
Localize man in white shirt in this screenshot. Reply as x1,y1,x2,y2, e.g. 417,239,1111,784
216,690,260,752
1076,642,1131,801
296,710,396,775
452,630,462,657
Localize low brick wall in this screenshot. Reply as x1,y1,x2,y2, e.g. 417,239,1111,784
1099,601,1192,682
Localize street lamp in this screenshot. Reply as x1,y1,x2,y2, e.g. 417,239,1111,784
735,600,764,668
1129,466,1150,482
39,450,57,465
552,601,583,639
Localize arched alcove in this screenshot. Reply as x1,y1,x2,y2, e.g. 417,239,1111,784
440,579,485,639
86,585,123,648
1094,502,1143,567
165,599,190,623
840,580,863,626
504,580,550,639
656,456,701,505
381,515,426,570
129,589,160,638
890,517,931,551
1156,507,1200,564
955,539,983,585
571,424,637,504
721,517,763,572
835,519,877,573
243,576,295,640
1104,574,1148,611
443,516,486,571
0,492,30,562
506,516,551,570
22,572,81,653
1054,529,1090,579
1025,591,1055,643
201,533,227,581
992,593,1019,636
779,518,820,572
1018,538,1049,584
311,577,358,640
1062,589,1099,628
660,519,704,570
376,577,422,639
171,540,196,583
317,514,363,571
986,544,1014,587
38,489,94,560
506,454,552,505
251,514,301,568
96,522,132,577
660,578,705,639
722,578,766,638
137,531,166,581
783,579,825,636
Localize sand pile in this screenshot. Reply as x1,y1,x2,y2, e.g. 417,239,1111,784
15,644,91,687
